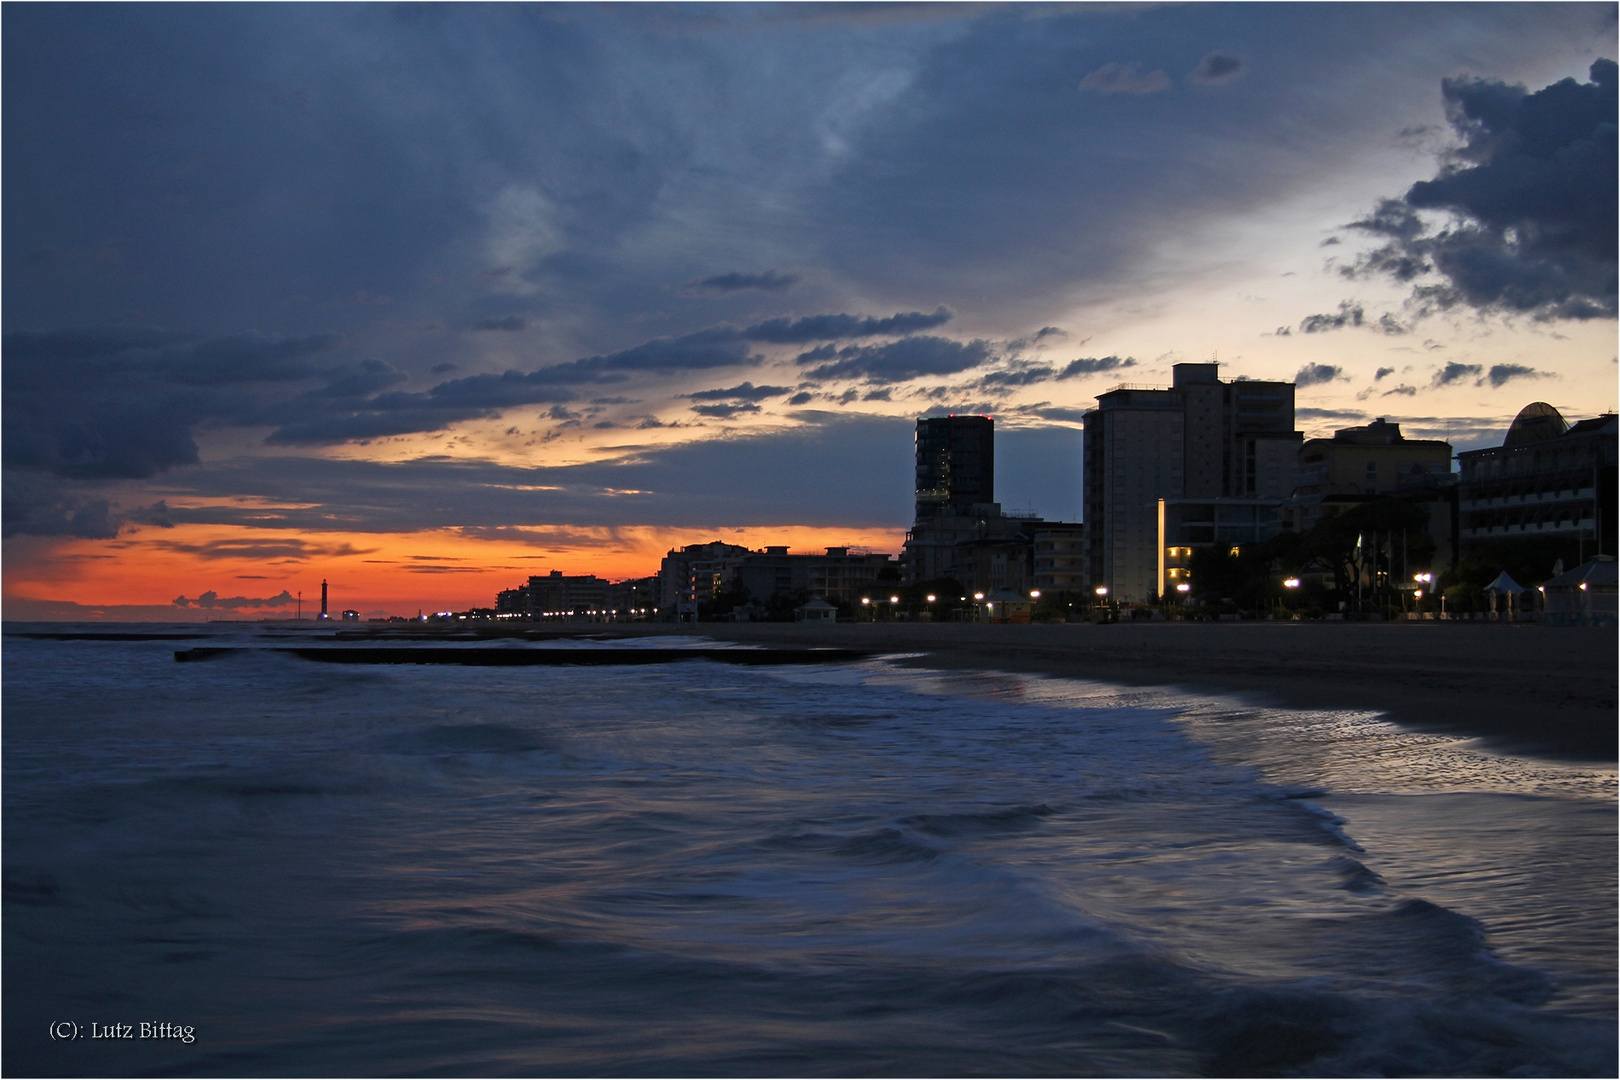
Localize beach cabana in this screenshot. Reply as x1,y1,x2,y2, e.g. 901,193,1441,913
1540,557,1617,627
795,598,838,624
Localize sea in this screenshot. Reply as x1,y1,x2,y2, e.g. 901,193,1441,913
4,624,1615,1077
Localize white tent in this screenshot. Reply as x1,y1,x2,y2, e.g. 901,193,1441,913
1482,571,1527,619
1482,571,1525,594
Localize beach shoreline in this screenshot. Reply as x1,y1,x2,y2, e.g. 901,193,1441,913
631,621,1619,762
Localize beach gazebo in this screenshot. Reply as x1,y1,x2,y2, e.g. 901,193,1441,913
795,598,838,624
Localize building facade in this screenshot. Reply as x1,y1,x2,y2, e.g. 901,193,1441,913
1083,363,1300,602
1458,403,1618,555
1031,522,1088,595
657,541,753,613
1285,418,1454,533
732,546,896,605
914,415,995,520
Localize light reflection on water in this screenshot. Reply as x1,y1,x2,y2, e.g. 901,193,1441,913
3,630,1614,1076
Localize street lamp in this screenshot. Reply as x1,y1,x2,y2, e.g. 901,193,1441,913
1029,590,1041,599
1094,586,1108,597
1282,578,1300,589
926,594,936,603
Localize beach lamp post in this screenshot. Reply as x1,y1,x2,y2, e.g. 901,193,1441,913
861,596,871,621
1176,582,1191,606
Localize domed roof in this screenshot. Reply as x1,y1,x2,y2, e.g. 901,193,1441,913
1503,402,1568,447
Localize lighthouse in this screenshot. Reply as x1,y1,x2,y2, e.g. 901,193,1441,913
320,579,329,620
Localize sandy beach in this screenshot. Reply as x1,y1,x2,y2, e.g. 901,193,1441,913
628,621,1618,761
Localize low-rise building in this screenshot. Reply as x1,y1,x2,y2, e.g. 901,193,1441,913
734,546,896,605
658,541,753,613
904,509,1082,599
1285,418,1454,534
1031,522,1087,595
1458,403,1617,555
1157,498,1286,593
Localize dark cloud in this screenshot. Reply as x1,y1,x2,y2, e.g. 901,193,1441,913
787,391,814,406
1432,362,1483,386
689,402,761,419
1374,366,1396,380
1486,363,1546,387
1057,355,1136,378
741,307,952,344
687,270,800,293
686,382,792,402
977,363,1057,388
975,354,1135,388
1296,407,1367,421
1349,59,1617,320
172,589,295,609
2,327,342,479
0,471,119,539
803,336,992,383
313,359,410,398
1375,313,1409,335
1299,302,1365,333
1189,53,1246,85
110,414,918,533
1383,385,1419,397
268,310,952,444
1294,363,1345,387
472,315,529,332
1079,62,1170,95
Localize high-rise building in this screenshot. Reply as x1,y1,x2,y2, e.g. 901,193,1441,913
1082,363,1301,602
914,415,994,520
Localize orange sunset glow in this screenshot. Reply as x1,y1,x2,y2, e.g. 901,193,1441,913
3,524,912,621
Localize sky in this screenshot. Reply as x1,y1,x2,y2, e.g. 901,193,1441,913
4,2,1616,621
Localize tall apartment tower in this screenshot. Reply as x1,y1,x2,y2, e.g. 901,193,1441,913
1083,363,1300,602
915,415,995,520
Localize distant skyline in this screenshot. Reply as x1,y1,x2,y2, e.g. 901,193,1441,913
4,3,1615,620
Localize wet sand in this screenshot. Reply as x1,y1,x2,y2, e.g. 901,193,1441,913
637,621,1618,761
